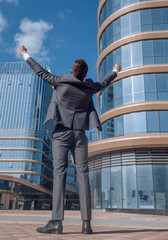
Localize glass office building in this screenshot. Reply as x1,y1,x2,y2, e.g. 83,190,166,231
0,62,78,210
88,0,168,210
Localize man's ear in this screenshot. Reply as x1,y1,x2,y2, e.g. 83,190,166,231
70,69,73,75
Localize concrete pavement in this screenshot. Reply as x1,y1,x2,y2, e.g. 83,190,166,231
0,210,168,239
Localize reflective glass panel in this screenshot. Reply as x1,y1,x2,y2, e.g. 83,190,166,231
122,165,137,209
147,111,159,133
153,165,168,209
134,112,147,134
111,166,122,208
102,167,111,208
137,165,154,209
124,113,134,135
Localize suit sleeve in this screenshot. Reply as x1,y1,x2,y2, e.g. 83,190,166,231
26,57,61,87
86,71,117,94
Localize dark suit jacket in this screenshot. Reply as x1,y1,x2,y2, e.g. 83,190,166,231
26,57,117,131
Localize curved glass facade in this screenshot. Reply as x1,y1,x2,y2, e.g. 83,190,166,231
100,39,168,79
100,73,168,114
92,0,168,211
100,8,168,53
101,110,168,139
89,150,168,209
100,0,152,25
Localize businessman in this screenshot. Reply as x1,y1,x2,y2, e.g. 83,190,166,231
18,45,120,234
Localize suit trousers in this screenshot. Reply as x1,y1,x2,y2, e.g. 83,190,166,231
51,124,91,221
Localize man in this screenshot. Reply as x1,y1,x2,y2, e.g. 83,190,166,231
18,45,120,234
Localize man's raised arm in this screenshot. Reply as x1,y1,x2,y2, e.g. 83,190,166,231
86,64,120,93
17,45,60,87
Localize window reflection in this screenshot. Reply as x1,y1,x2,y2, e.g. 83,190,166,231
122,165,137,209
100,73,168,113
89,151,168,210
111,166,122,208
100,8,168,53
137,165,154,209
102,111,168,139
100,39,168,80
102,167,111,208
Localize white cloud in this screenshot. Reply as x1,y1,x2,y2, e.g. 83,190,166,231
0,0,18,4
14,18,53,61
0,10,7,34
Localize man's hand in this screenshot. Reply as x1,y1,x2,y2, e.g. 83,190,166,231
113,64,120,72
17,45,27,56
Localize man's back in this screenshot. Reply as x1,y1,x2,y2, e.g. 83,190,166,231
51,73,93,111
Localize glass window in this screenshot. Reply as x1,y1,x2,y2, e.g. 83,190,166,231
113,0,120,12
146,92,157,101
141,9,152,26
106,52,113,75
144,74,156,92
163,8,168,24
137,164,154,209
113,48,121,66
134,112,146,134
132,42,142,66
122,165,137,209
124,113,134,135
165,40,168,57
106,24,112,46
89,171,94,208
143,40,154,64
152,8,163,31
123,77,132,96
152,8,162,24
121,14,130,37
114,80,122,99
113,18,121,41
154,40,165,57
107,85,114,109
102,167,111,208
159,111,168,132
143,40,154,57
157,74,168,92
102,30,107,51
153,165,168,209
133,75,144,94
114,115,123,136
121,0,129,8
130,11,141,34
123,77,132,105
107,119,114,138
122,44,131,69
111,166,122,208
94,169,102,209
106,0,112,18
158,92,168,101
147,111,159,133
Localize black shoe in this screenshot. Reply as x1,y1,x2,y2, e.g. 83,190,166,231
36,220,63,234
82,221,93,234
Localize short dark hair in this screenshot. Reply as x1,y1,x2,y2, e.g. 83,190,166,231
72,59,88,81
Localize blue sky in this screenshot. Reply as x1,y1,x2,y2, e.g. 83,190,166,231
0,0,99,82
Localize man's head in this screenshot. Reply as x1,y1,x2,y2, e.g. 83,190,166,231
71,59,88,81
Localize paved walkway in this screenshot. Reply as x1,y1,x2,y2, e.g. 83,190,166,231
0,210,168,239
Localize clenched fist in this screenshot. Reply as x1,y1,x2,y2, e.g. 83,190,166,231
17,45,27,56
113,64,120,72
